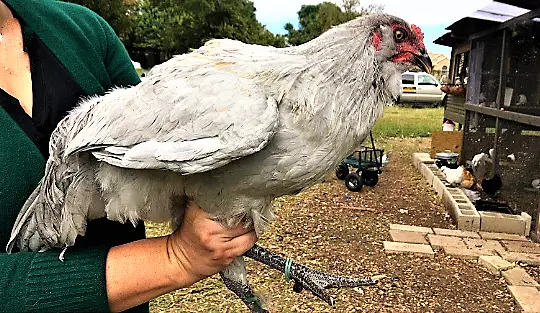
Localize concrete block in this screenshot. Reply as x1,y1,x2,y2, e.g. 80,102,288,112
501,240,540,254
507,286,540,313
478,256,515,275
479,211,527,235
502,267,540,287
523,212,532,237
480,232,528,242
427,234,466,249
463,238,506,255
433,228,481,238
440,189,480,232
389,224,433,234
500,252,540,266
389,230,428,244
383,241,435,258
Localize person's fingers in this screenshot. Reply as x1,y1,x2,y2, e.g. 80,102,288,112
224,230,258,257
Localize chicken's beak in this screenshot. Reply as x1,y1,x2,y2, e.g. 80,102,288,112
412,49,433,73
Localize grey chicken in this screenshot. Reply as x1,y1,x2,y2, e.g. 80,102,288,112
8,13,431,312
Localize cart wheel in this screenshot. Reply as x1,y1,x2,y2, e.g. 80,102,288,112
335,164,349,180
362,170,379,187
345,172,363,192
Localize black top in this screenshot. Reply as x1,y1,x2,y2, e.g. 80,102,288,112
0,30,85,157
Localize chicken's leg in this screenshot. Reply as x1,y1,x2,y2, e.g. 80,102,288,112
244,244,382,306
220,257,268,313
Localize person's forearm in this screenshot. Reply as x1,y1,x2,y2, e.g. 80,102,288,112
105,236,192,312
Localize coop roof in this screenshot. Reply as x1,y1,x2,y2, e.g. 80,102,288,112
434,0,540,47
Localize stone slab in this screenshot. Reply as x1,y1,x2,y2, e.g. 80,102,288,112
479,232,528,242
478,256,515,275
383,241,435,258
502,267,540,287
500,252,540,266
508,286,540,313
501,240,540,254
433,228,481,238
443,246,486,260
389,230,428,244
389,224,433,234
463,238,507,255
427,234,466,249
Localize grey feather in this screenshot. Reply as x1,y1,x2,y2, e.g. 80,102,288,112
7,13,420,299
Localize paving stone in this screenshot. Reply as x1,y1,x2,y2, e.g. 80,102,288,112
389,230,428,244
383,241,435,258
508,286,540,313
427,234,466,249
443,246,487,260
433,228,481,238
478,256,515,275
502,267,540,287
500,252,540,266
389,224,433,234
479,232,528,242
501,240,540,254
463,238,507,255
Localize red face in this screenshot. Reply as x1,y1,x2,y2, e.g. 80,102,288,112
373,23,432,73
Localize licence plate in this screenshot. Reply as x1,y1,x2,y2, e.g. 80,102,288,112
403,87,416,93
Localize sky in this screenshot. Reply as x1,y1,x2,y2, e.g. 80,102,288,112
252,0,494,57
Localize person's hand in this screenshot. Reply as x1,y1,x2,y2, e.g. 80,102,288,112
166,200,257,286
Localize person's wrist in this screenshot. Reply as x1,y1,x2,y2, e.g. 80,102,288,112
164,234,203,288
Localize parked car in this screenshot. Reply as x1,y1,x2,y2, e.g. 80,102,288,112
398,71,445,107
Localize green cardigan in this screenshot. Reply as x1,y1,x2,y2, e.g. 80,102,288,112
0,0,145,312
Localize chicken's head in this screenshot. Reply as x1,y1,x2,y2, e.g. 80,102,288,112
372,18,432,73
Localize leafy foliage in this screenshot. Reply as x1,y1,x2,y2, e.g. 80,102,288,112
132,0,286,54
61,0,138,41
284,1,383,46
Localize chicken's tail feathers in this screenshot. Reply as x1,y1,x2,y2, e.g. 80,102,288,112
6,182,52,253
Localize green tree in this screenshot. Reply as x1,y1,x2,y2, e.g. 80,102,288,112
285,0,383,46
61,0,138,41
132,0,285,55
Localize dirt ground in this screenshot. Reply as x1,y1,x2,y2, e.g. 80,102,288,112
149,137,535,313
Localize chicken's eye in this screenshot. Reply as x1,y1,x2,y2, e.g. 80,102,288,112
394,29,407,42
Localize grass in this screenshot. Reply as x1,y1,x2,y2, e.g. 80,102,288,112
372,106,444,139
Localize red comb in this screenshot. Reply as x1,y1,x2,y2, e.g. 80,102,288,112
411,24,425,48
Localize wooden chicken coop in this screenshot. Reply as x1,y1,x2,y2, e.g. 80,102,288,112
435,0,540,239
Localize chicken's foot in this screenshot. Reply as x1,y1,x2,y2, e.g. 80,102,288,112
219,272,268,313
244,244,383,306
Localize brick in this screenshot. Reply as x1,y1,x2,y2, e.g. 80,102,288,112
389,224,433,234
500,252,540,266
478,256,515,275
479,211,527,235
433,228,481,238
389,230,428,244
508,286,540,313
502,267,540,286
479,232,528,242
427,234,466,249
443,246,487,260
463,238,506,255
501,240,540,254
383,241,435,258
